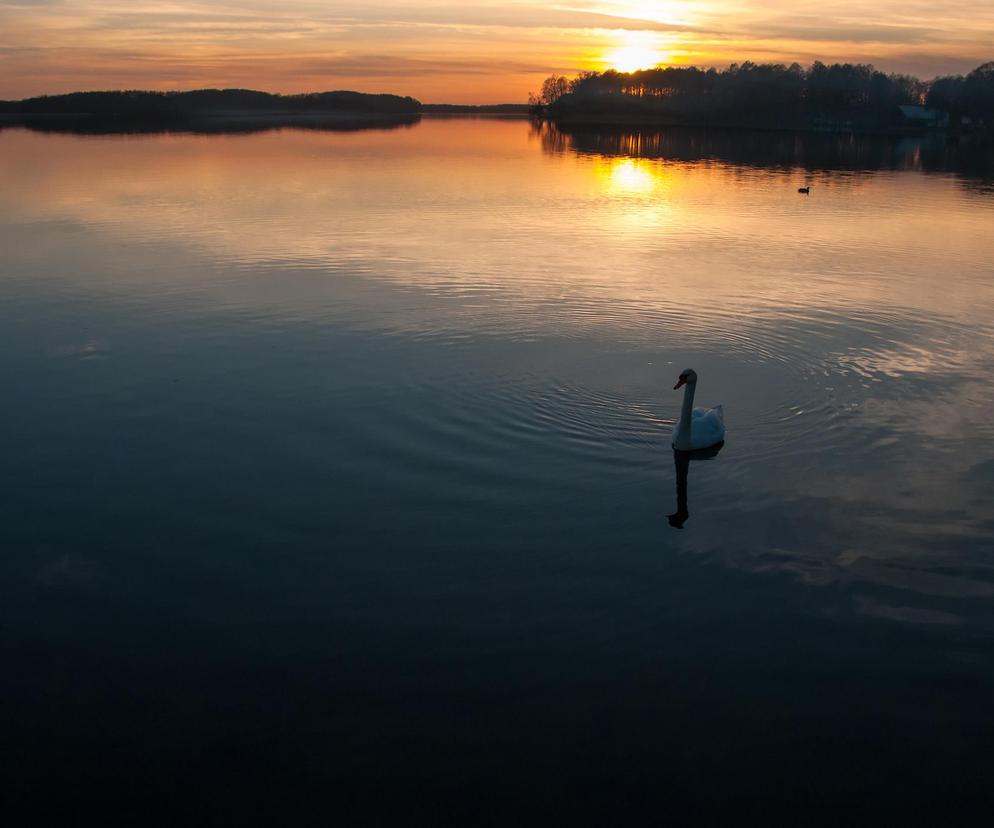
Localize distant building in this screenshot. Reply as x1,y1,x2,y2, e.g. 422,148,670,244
897,105,949,128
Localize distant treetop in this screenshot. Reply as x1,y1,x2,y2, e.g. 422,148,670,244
1,88,423,117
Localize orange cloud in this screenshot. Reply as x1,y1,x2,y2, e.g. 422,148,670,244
1,1,992,102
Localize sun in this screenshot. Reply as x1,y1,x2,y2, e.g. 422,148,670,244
604,31,667,73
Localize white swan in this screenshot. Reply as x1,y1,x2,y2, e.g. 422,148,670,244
671,368,725,451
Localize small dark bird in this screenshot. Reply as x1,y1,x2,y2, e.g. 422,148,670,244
798,186,810,194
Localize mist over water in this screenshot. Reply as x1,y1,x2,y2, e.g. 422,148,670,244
2,119,994,824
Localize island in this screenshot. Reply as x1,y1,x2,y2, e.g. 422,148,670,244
0,89,424,133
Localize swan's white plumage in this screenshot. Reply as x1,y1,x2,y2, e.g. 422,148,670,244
672,404,725,450
671,368,725,450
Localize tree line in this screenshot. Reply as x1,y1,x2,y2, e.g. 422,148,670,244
927,63,994,121
531,61,994,130
0,89,423,118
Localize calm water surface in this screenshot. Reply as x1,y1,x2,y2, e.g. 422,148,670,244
2,119,994,824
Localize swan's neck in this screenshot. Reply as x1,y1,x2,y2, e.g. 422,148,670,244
676,382,696,447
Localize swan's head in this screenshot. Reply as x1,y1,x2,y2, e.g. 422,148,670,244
673,368,697,390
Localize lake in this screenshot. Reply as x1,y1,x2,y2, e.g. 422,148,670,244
2,117,994,825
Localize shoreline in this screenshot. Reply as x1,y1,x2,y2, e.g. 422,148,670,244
537,112,970,138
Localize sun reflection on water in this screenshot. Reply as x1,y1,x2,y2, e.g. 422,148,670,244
602,158,658,194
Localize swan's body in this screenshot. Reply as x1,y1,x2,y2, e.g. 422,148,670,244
672,405,725,451
671,368,725,451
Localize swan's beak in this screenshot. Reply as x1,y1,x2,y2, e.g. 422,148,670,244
673,377,686,390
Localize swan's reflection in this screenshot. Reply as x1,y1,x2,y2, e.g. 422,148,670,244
668,442,724,529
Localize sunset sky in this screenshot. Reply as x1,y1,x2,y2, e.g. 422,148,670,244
2,0,993,103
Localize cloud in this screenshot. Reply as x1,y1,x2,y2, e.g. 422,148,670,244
2,0,993,101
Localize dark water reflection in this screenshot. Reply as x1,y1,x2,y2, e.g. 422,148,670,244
0,112,422,136
668,443,725,529
537,120,994,189
2,119,994,824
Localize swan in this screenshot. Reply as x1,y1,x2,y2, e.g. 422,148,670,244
671,368,725,451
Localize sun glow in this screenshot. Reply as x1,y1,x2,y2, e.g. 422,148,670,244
604,30,667,73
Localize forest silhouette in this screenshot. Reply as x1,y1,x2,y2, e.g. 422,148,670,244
0,89,422,132
532,61,994,132
4,61,994,136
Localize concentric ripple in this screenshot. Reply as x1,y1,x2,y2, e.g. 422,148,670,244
3,121,994,614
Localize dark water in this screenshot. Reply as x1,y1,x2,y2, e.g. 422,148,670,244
2,119,994,825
